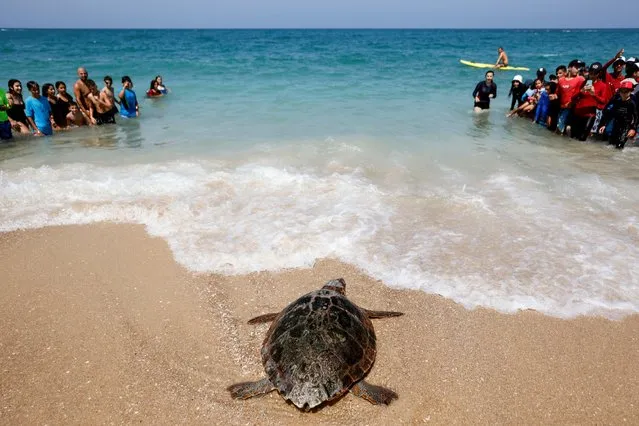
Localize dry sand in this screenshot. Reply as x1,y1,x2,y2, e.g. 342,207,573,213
1,223,638,425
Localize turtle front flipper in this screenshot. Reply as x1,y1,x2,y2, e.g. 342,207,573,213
247,313,280,324
227,377,275,399
350,380,398,405
363,309,404,319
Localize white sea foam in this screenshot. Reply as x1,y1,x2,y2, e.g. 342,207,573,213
1,156,639,320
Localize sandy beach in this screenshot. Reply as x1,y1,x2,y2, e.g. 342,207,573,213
1,223,638,424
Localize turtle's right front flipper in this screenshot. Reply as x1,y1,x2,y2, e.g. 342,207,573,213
350,380,398,405
227,377,275,399
247,313,279,324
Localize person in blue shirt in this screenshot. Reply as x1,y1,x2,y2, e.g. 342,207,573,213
118,76,139,118
24,81,53,136
534,81,558,128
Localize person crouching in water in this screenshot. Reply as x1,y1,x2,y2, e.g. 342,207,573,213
534,81,559,129
597,81,637,149
507,78,544,118
473,70,497,112
509,75,526,110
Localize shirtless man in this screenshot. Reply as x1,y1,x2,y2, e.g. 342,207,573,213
495,47,509,69
101,76,119,106
73,67,96,124
86,79,116,125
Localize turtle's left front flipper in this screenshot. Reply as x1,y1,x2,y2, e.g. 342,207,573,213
247,313,279,324
350,380,398,405
364,309,403,319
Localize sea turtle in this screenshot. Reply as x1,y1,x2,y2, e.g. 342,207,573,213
227,278,403,411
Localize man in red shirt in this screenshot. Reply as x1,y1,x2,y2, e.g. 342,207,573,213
601,49,626,94
571,62,611,140
556,59,586,135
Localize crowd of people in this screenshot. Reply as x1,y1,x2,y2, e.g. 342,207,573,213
0,68,168,141
473,49,639,150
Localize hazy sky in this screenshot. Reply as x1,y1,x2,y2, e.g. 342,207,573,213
1,0,635,28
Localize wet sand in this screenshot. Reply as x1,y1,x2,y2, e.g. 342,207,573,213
1,223,638,424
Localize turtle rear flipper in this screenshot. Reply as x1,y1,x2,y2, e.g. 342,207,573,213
350,380,398,405
227,378,275,399
364,309,404,319
247,313,279,324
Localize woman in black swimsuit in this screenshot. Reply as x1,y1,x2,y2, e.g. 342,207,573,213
44,83,67,130
55,81,73,128
6,79,31,134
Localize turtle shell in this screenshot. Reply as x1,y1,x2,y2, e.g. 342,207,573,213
261,288,376,410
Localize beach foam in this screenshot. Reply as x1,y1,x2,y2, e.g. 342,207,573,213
2,153,639,319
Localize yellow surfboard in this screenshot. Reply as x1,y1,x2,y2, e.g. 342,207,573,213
460,59,530,71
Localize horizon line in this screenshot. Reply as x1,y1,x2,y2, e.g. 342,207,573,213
1,26,638,30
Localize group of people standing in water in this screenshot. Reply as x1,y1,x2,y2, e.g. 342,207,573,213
473,48,639,150
0,67,168,141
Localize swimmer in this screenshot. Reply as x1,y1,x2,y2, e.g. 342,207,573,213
73,67,95,124
495,47,509,69
6,79,31,134
147,79,164,98
0,87,12,140
101,76,119,106
118,76,139,118
155,75,168,94
54,81,73,129
473,70,497,112
65,101,89,127
24,81,53,136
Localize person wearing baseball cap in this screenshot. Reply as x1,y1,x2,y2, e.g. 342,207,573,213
585,62,614,138
569,62,612,140
537,67,547,80
601,48,626,93
623,62,639,85
597,80,637,149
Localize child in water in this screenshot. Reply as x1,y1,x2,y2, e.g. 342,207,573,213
597,81,638,149
66,101,89,127
534,81,557,127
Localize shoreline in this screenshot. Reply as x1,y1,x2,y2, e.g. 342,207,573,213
1,223,638,424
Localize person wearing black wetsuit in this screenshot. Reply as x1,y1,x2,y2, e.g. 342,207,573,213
473,70,497,111
598,81,638,149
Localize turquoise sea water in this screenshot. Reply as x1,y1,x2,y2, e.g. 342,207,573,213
2,29,639,318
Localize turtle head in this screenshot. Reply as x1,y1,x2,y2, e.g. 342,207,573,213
322,278,346,295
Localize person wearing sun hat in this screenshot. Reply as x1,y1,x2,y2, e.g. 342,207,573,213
508,74,527,110
598,80,637,149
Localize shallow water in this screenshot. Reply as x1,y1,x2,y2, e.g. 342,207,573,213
2,29,639,319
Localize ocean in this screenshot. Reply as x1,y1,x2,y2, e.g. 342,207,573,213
1,28,639,319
